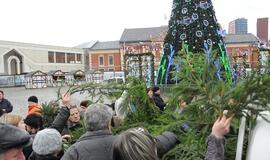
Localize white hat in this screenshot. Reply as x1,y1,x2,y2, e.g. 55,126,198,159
33,128,62,155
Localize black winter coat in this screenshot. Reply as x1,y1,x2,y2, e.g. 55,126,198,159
0,99,13,114
51,106,82,135
152,94,166,111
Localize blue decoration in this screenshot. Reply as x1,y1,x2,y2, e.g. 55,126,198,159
165,44,176,84
214,59,222,80
204,42,212,64
217,29,226,37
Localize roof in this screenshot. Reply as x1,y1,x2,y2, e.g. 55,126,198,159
47,70,65,76
68,69,85,75
75,41,98,49
0,40,83,52
91,41,120,50
85,70,95,74
120,26,168,43
25,70,47,77
224,33,260,44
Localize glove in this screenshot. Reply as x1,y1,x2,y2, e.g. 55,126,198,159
180,122,190,132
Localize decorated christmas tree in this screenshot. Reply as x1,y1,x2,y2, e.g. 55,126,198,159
157,0,232,84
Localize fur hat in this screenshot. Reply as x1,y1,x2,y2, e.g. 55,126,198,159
28,96,38,103
24,114,43,129
33,128,62,155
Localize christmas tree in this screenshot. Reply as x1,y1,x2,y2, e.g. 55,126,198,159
157,0,232,84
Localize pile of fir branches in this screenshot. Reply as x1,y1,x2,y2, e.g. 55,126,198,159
40,49,270,159
115,49,270,159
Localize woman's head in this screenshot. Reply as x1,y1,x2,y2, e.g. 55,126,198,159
79,100,91,112
146,88,153,98
0,114,22,127
113,127,158,160
152,86,160,95
178,98,187,109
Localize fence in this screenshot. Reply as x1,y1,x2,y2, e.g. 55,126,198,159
0,74,25,87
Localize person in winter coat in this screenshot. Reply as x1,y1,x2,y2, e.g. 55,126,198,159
0,124,32,160
23,113,44,159
152,86,166,111
62,102,181,160
28,128,63,160
114,90,128,119
24,113,43,135
27,96,42,116
51,94,82,136
113,112,232,160
0,90,13,116
61,103,115,160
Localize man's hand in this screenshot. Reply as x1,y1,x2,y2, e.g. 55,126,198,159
61,94,71,108
211,111,232,139
62,134,71,143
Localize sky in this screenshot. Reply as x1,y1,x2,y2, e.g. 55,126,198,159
0,0,269,47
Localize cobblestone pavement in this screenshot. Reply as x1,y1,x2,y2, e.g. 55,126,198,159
1,87,112,117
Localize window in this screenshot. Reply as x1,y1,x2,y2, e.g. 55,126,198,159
108,55,114,65
108,68,114,71
76,54,82,63
99,56,104,66
48,51,54,63
99,69,104,72
56,52,66,63
67,53,75,63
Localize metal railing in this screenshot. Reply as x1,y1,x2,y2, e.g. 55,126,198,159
0,74,25,87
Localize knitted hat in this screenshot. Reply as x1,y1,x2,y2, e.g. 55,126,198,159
33,128,62,155
28,96,38,103
152,86,160,93
0,124,31,153
24,114,43,129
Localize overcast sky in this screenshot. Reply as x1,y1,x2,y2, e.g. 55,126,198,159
0,0,269,47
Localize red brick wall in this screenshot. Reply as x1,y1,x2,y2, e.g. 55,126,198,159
121,42,164,71
90,51,121,71
226,46,259,68
257,18,269,43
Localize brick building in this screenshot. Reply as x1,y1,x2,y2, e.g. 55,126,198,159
88,41,121,72
224,34,260,68
257,18,269,46
79,27,262,73
119,26,167,70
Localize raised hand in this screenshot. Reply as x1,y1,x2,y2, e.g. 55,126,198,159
61,94,71,107
211,111,232,139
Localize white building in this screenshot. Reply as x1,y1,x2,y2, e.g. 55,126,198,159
0,40,85,75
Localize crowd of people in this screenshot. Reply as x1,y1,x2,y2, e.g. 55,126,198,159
0,89,232,160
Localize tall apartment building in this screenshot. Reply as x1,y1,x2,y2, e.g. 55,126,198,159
257,17,269,45
229,18,248,34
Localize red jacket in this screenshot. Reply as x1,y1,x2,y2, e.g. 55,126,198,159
28,104,42,116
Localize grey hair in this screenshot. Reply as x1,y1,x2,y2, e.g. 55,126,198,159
84,103,113,131
113,127,158,160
